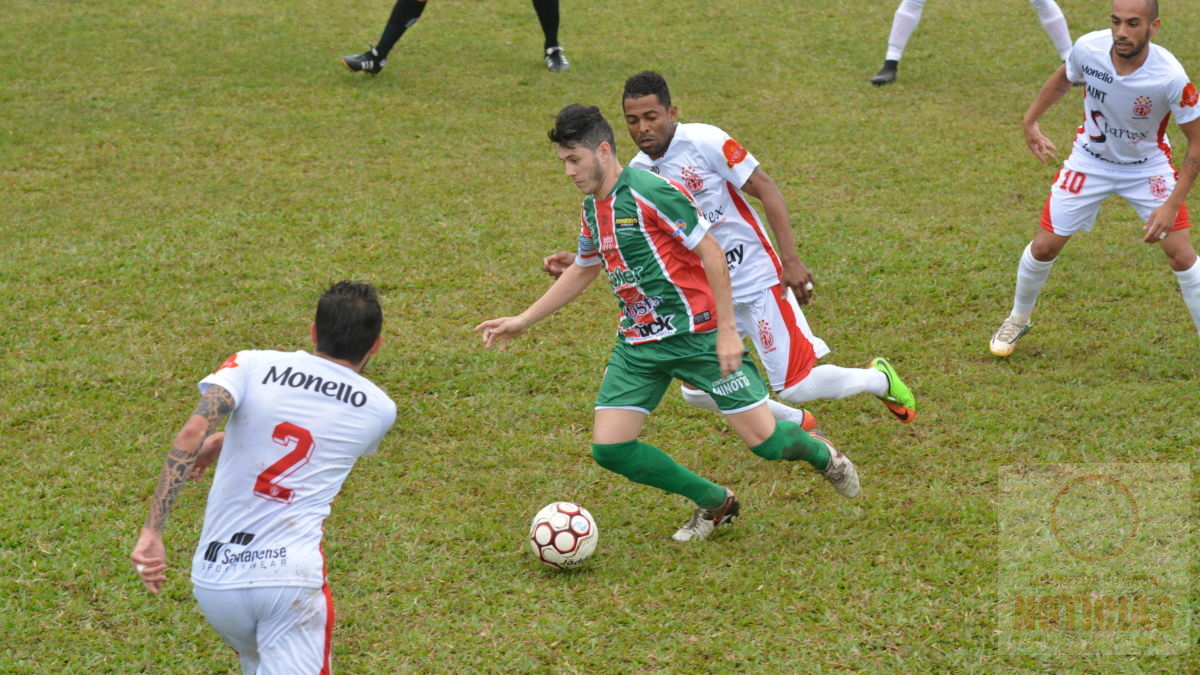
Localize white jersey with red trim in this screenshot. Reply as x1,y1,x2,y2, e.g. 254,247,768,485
1065,30,1200,175
190,350,396,590
629,123,783,301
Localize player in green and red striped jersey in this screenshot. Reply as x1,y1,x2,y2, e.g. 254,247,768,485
476,104,861,542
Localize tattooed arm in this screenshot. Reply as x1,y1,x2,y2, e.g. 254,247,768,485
131,385,235,594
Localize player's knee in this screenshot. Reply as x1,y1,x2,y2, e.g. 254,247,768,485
1164,245,1198,272
1029,237,1064,262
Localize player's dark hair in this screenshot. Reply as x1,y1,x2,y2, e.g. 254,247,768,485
623,71,672,109
548,104,615,151
1146,0,1159,19
315,281,383,363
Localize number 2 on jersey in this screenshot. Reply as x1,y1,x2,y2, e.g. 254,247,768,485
254,422,315,504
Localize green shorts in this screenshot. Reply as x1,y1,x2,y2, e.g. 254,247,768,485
595,332,769,414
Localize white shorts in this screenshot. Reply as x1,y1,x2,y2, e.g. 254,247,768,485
1040,163,1191,236
193,584,333,675
733,285,830,391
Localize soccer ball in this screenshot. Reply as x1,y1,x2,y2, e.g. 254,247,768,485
528,502,598,569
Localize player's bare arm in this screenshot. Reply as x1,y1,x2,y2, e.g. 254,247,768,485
477,261,601,349
742,168,814,305
1143,118,1200,243
1023,65,1074,163
131,384,234,594
694,234,742,376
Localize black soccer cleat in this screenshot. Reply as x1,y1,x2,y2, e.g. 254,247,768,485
342,45,387,75
544,46,570,73
870,60,898,86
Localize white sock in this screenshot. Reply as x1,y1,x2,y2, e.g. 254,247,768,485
680,385,721,412
1012,242,1055,323
1028,0,1073,61
765,399,813,426
1173,259,1200,337
682,385,815,425
778,364,888,403
885,0,927,62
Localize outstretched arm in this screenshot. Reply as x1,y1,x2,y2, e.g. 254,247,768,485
130,385,234,594
741,167,813,305
1144,118,1200,243
1023,65,1073,163
476,261,602,350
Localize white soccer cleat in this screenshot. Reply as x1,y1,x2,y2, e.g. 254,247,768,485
672,488,739,541
811,431,860,499
989,318,1031,357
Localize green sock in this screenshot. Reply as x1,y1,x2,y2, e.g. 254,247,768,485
749,421,830,471
592,440,727,509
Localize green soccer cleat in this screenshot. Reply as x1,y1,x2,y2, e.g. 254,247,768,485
870,357,915,423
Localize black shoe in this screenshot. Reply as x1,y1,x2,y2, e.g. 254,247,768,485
870,60,898,86
544,46,570,72
342,45,386,75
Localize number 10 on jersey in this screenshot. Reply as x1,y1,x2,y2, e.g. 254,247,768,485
255,422,315,504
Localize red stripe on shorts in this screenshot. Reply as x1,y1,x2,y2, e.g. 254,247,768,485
771,285,816,388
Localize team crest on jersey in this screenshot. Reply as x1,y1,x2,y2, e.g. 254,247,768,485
1132,96,1152,118
215,353,240,372
1183,83,1198,108
722,139,748,168
1149,175,1169,200
757,319,776,353
680,166,705,194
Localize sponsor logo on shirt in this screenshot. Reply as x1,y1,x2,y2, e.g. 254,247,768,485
671,220,688,239
704,205,726,224
215,354,240,373
1149,175,1170,200
724,244,745,269
632,314,676,338
1132,96,1152,118
693,311,712,324
200,531,289,571
681,166,705,194
1086,85,1107,103
710,370,751,397
621,295,663,320
722,139,748,168
1183,83,1198,108
578,234,597,257
1082,64,1114,83
615,217,640,228
262,366,368,407
1100,119,1150,142
607,265,642,289
1088,110,1107,142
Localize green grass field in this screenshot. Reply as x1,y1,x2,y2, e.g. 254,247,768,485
3,0,1198,671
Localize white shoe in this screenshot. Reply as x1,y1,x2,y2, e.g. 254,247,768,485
989,317,1031,357
672,488,739,541
812,431,860,499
